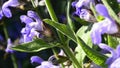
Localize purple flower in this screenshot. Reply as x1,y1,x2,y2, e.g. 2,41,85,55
5,38,14,53
20,10,43,43
117,0,120,3
95,4,109,18
31,56,44,65
20,15,34,25
21,27,32,42
27,10,43,31
72,0,95,16
0,0,19,19
36,61,60,68
91,4,118,45
30,56,60,68
99,43,120,68
30,50,65,68
79,9,92,21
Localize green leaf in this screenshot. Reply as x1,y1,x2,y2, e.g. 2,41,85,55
44,19,107,67
77,37,107,67
76,26,107,67
107,35,119,48
43,19,77,42
76,26,93,47
12,39,59,52
75,26,93,67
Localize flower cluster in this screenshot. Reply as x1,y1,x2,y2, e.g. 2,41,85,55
20,10,43,43
72,0,95,22
91,4,118,45
1,0,120,68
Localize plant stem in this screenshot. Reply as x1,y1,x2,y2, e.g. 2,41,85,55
31,0,37,8
11,54,18,68
52,48,59,59
3,22,18,68
52,48,65,68
44,0,65,43
3,23,8,40
66,0,75,31
45,0,58,22
62,45,81,68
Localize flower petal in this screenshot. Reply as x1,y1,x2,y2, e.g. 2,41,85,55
0,11,3,19
91,18,118,44
2,0,19,8
110,57,120,68
8,0,19,7
91,30,102,45
5,38,14,53
116,45,120,57
36,61,60,68
27,11,43,31
79,9,91,21
2,8,12,18
95,4,109,17
20,15,34,24
31,56,43,65
98,43,116,65
27,10,40,20
117,0,120,3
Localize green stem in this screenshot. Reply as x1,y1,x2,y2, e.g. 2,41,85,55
44,0,65,43
90,2,98,20
11,54,18,68
62,45,81,68
31,0,37,8
52,48,59,59
66,0,74,31
3,23,8,40
3,22,18,68
52,48,65,68
44,0,58,22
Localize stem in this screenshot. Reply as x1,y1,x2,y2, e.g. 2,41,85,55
11,54,18,68
3,23,8,40
66,0,74,31
62,45,81,68
52,48,65,68
3,22,18,68
52,48,59,59
31,0,37,8
45,0,58,22
44,0,65,43
90,2,98,20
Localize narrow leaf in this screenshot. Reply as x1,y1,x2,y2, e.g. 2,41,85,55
43,19,77,42
107,35,119,48
75,26,93,67
77,37,108,67
44,19,107,67
12,39,59,52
